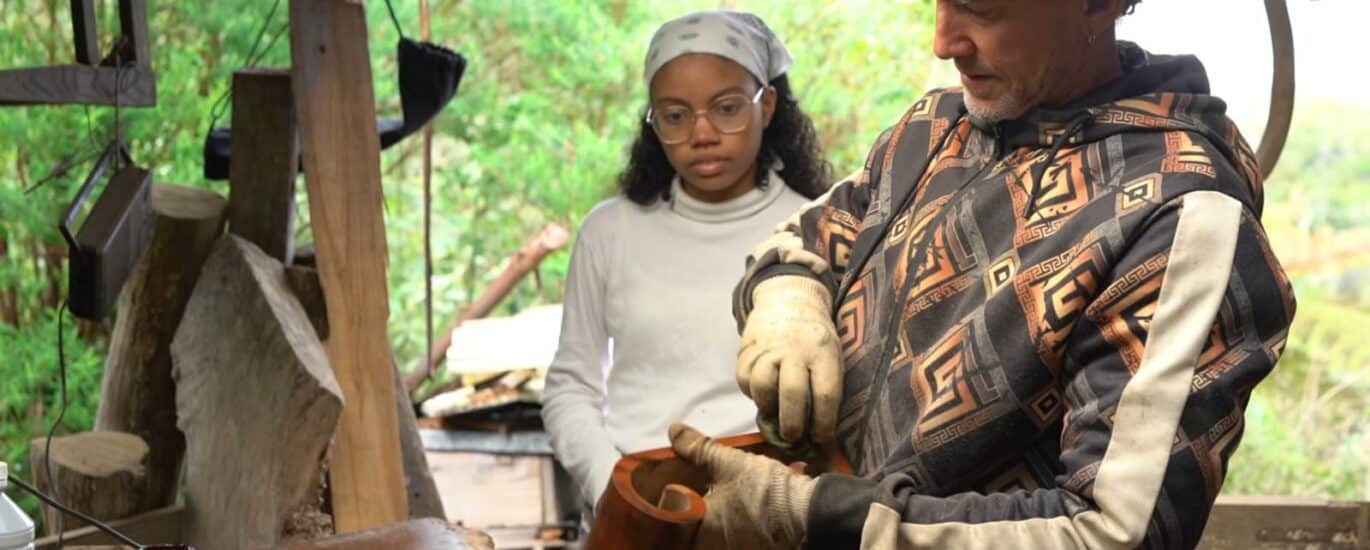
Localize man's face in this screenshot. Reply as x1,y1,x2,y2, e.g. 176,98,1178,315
934,0,1098,122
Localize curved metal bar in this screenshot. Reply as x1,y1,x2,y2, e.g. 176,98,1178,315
1258,0,1295,179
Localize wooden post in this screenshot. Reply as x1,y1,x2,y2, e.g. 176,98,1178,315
172,235,344,549
70,0,100,64
228,68,299,264
289,0,407,531
0,0,157,106
94,183,227,509
117,0,151,67
286,265,445,520
27,431,151,534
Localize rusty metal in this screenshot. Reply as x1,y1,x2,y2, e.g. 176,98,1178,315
1257,0,1295,179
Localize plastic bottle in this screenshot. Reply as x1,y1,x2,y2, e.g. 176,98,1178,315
0,462,35,550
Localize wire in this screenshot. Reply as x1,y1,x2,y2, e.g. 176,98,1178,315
43,300,70,548
206,0,284,131
6,475,143,549
384,0,405,39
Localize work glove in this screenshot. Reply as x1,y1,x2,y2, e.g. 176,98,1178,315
669,423,815,549
737,275,842,444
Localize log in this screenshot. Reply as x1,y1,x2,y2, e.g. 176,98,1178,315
283,265,444,520
27,431,151,535
94,183,227,510
290,0,407,531
172,235,343,549
586,433,852,550
405,222,569,397
228,68,300,264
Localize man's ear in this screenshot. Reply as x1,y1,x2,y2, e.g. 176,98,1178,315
762,86,778,128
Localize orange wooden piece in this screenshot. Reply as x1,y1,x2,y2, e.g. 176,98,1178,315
586,433,852,550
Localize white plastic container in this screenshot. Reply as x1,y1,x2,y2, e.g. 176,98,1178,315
0,462,35,550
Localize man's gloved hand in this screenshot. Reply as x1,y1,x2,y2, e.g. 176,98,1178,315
738,275,842,444
669,423,815,549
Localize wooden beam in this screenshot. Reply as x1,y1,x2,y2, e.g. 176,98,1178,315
172,235,344,549
289,0,408,532
1199,495,1369,549
228,68,300,263
0,65,156,106
34,505,184,549
95,183,227,509
71,0,100,65
117,0,151,68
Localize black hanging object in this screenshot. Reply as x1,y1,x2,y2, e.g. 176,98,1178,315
61,141,153,320
202,38,466,180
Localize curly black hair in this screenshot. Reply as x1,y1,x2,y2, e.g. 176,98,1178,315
617,74,832,205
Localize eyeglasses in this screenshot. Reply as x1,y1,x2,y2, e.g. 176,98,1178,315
645,87,766,145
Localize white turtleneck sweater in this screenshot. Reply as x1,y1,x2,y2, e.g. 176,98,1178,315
542,171,810,507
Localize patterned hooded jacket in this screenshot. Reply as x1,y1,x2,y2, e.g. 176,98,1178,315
733,42,1295,549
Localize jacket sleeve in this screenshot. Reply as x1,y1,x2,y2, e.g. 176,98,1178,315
732,127,893,327
804,190,1297,550
540,212,623,508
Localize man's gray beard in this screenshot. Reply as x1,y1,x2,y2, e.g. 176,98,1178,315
965,93,1023,124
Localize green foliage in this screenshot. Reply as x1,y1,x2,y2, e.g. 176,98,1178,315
1223,101,1370,500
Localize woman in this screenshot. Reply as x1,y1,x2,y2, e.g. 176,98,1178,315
541,9,832,513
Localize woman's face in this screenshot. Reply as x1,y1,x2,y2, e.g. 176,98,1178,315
648,54,776,203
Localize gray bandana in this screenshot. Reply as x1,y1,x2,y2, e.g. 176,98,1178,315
643,10,793,89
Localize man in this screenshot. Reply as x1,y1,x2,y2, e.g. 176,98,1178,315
668,0,1296,548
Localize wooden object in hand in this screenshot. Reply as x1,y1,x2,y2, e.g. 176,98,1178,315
586,433,852,550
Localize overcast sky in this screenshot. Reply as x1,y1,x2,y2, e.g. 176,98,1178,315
1116,0,1365,130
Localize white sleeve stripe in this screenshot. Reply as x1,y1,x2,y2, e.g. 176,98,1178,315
859,191,1244,549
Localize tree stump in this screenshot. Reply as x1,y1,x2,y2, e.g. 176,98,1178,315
27,431,150,534
172,235,343,549
94,183,227,509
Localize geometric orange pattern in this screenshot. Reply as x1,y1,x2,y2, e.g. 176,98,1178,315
736,68,1296,548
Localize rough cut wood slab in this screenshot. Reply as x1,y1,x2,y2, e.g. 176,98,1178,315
289,0,408,532
95,183,227,509
228,68,300,264
172,236,343,549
